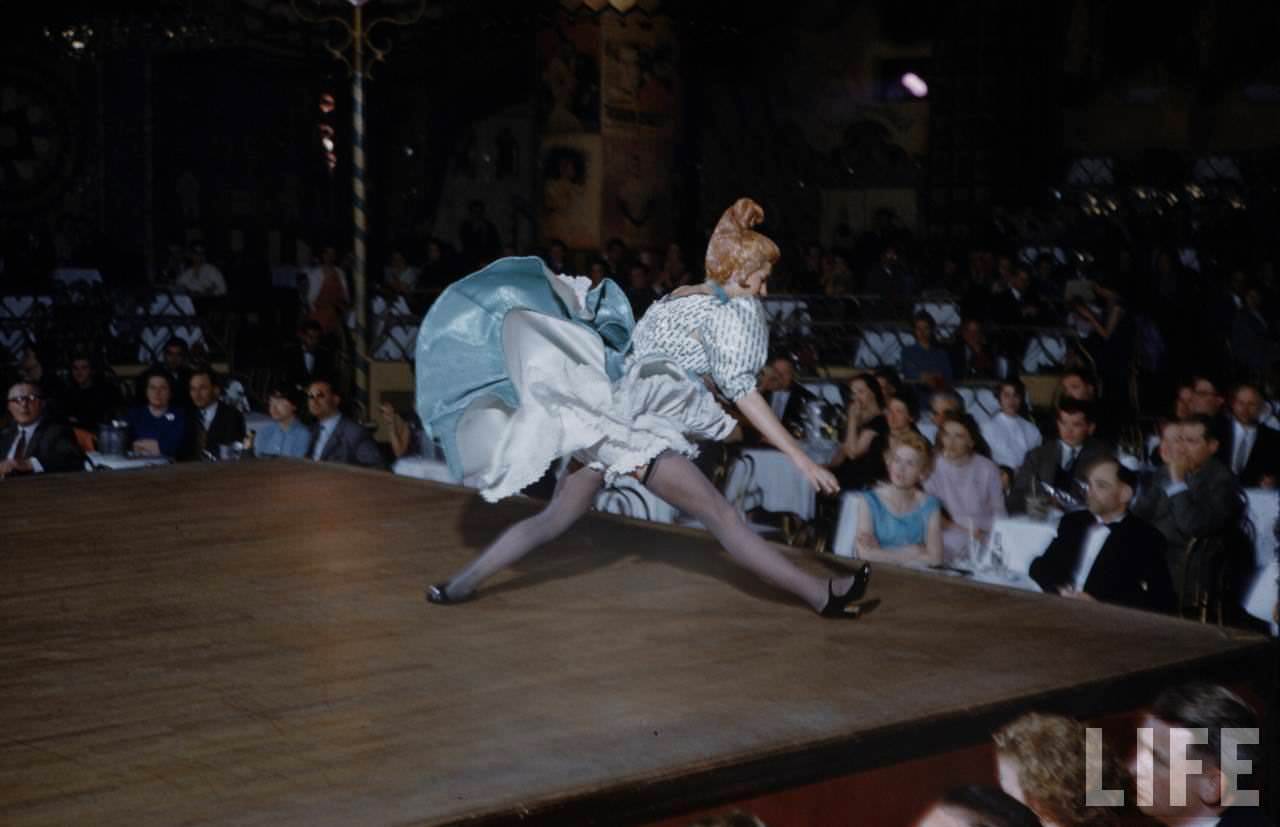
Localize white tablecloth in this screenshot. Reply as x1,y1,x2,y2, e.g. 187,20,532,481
87,452,172,471
1244,488,1279,632
989,516,1059,575
722,448,815,520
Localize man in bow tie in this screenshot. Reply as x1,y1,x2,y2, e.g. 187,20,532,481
1030,456,1176,613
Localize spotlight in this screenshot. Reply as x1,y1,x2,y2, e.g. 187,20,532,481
901,72,928,98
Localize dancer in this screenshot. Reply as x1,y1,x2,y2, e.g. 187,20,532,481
415,198,872,617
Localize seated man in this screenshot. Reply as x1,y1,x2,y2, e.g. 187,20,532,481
1135,683,1270,826
1217,382,1280,488
900,311,953,387
916,387,963,444
1008,398,1109,513
1131,414,1242,589
1,381,86,478
1030,457,1176,613
278,320,336,391
759,353,817,441
949,317,999,381
187,365,246,460
305,379,385,469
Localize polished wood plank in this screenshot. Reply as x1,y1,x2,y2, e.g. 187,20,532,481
0,462,1270,826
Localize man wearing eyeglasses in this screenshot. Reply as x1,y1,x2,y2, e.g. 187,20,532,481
1,381,86,478
304,379,384,469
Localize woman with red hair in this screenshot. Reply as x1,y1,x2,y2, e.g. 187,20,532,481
418,198,872,617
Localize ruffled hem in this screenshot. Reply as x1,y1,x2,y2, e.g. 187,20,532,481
475,358,735,502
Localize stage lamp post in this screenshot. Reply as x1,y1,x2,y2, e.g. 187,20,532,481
291,0,424,421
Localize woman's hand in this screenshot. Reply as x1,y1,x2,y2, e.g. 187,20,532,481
793,453,839,495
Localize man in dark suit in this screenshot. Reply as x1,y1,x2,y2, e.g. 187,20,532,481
1131,414,1243,584
186,365,246,461
305,378,384,469
1,381,86,478
1030,457,1175,613
759,354,818,441
279,320,337,392
1008,398,1110,513
1136,682,1272,825
1217,382,1280,488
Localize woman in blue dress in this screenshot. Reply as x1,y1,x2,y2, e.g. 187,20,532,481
854,430,945,567
417,198,872,617
125,370,189,460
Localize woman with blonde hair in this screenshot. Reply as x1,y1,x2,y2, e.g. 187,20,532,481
993,713,1128,827
417,198,872,617
854,430,944,567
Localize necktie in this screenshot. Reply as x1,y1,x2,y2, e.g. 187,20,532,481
14,429,28,460
1064,445,1079,471
1233,433,1250,475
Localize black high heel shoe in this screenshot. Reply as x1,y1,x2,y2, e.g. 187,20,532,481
425,582,472,605
820,562,872,618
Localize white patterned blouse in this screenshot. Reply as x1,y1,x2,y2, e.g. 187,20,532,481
626,290,769,402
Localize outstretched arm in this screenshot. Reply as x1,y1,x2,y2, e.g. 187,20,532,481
735,389,838,494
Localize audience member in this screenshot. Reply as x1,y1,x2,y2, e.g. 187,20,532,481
925,412,1005,566
982,379,1044,471
918,388,964,444
1130,414,1243,597
1188,374,1229,443
1057,368,1096,403
1030,457,1176,613
759,353,817,440
305,379,384,468
1,381,85,477
950,318,999,380
125,370,189,459
379,400,420,460
1009,399,1109,513
175,243,227,297
915,785,1044,827
1230,284,1279,378
831,373,888,490
57,354,121,431
625,261,658,320
993,713,1127,827
279,320,337,391
253,384,311,459
604,237,628,277
305,246,350,338
1217,382,1280,488
1135,683,1270,826
874,366,905,402
187,364,247,460
384,249,420,295
543,238,568,275
156,337,193,409
854,431,944,567
901,311,954,387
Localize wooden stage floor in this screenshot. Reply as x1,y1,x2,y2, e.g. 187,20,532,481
2,462,1273,826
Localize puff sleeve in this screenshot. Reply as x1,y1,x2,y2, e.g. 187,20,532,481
701,298,769,402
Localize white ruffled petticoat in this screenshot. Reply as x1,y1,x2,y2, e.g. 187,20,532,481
454,307,736,502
